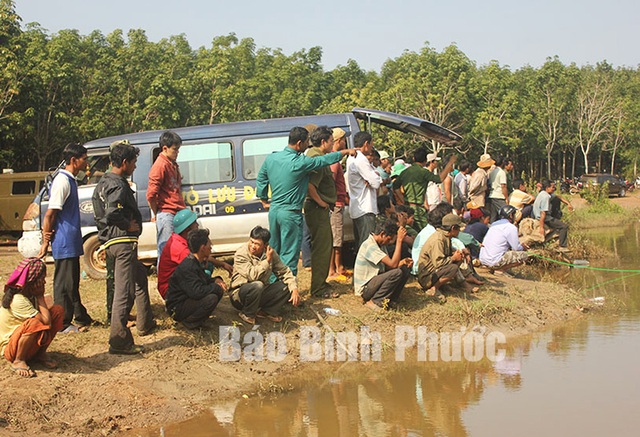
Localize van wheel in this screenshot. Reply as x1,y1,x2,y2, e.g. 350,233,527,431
619,188,626,197
82,235,107,280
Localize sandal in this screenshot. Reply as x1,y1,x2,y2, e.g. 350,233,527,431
322,291,340,298
327,274,350,284
108,344,144,355
10,364,36,378
238,312,256,325
256,312,283,323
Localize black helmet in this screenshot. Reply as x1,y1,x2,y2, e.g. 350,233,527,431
498,205,517,221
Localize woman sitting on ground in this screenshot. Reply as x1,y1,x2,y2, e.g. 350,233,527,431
0,258,64,378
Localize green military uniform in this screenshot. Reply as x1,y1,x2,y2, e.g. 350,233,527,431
393,163,441,231
256,146,342,275
304,147,337,296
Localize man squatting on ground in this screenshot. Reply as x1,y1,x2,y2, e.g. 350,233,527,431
1,258,63,378
92,142,155,355
417,213,480,302
147,131,186,267
354,219,413,311
165,229,227,329
256,127,355,276
157,208,232,300
38,143,93,332
230,226,299,325
479,205,529,273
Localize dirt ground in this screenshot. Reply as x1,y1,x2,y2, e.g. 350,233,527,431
0,193,637,436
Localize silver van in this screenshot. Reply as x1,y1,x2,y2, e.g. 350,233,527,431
19,108,461,278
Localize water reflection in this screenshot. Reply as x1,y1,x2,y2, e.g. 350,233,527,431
144,223,640,437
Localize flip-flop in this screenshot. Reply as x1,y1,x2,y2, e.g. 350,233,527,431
61,325,79,334
238,312,256,325
108,345,144,355
10,364,36,378
327,274,350,284
256,312,283,323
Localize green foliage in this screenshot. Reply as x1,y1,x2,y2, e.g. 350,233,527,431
580,182,623,213
0,20,639,179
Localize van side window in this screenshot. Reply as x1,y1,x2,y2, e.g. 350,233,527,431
86,153,111,185
178,142,234,184
242,136,288,180
12,181,36,195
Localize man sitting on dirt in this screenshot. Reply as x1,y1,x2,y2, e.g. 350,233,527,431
157,209,232,300
1,258,63,378
533,180,571,252
508,179,535,223
417,213,480,303
165,229,227,329
354,219,413,311
230,226,300,325
479,205,529,275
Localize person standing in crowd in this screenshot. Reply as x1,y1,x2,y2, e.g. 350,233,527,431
165,229,227,329
393,148,455,231
487,157,509,222
305,126,340,298
37,143,93,333
533,180,571,252
257,127,355,275
468,153,494,208
230,226,299,325
346,132,382,250
376,150,393,196
92,142,155,355
354,219,413,311
147,131,185,267
454,160,472,206
1,258,63,378
441,154,458,206
328,128,351,282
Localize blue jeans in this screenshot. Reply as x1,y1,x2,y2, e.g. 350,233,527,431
156,211,175,267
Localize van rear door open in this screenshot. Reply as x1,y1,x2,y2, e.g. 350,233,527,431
352,108,463,145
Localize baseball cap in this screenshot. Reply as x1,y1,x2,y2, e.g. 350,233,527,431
426,153,441,162
332,127,350,141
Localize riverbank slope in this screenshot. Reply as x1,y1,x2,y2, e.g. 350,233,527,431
1,192,637,436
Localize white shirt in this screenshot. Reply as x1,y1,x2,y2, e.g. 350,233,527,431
48,170,74,210
488,167,507,199
346,151,381,219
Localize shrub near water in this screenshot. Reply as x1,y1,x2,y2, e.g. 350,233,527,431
580,182,623,214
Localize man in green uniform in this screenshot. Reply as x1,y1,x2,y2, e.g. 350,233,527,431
393,148,455,232
305,126,339,297
256,127,355,276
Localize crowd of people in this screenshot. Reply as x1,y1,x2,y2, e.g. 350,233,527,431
0,126,573,376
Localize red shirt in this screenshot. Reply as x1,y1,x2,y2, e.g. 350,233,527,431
331,162,347,206
157,233,190,299
147,153,186,214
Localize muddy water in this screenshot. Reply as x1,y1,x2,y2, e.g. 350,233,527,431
160,224,640,436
